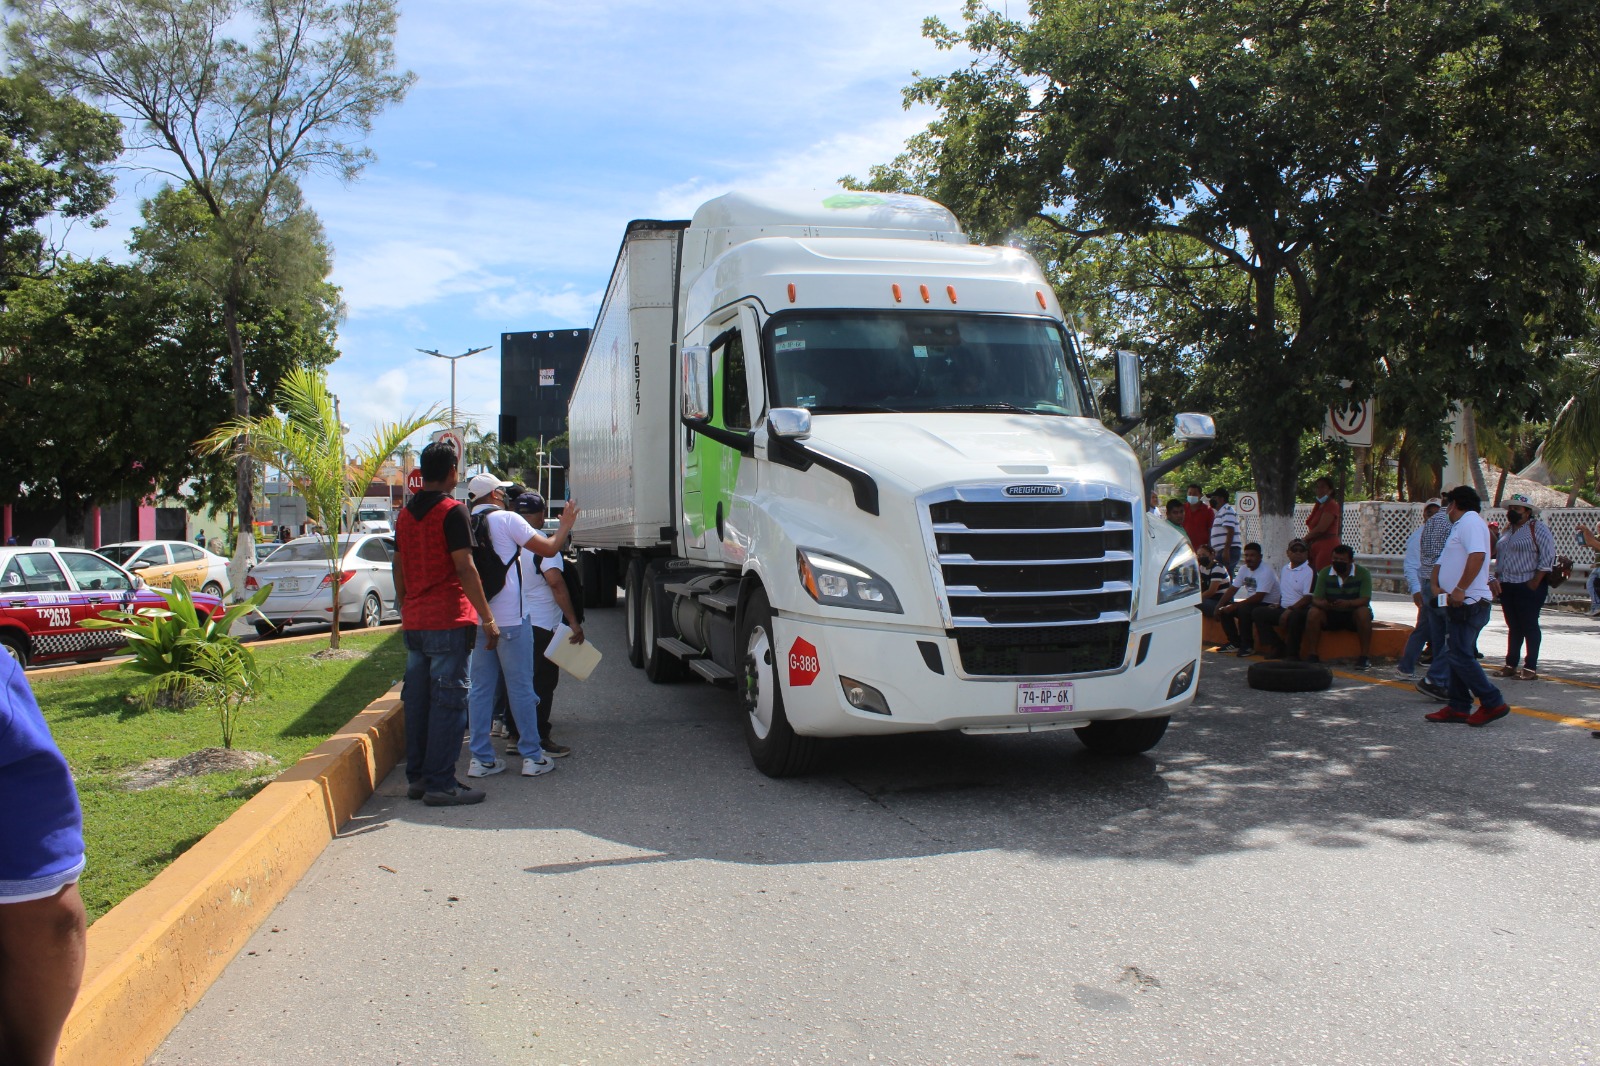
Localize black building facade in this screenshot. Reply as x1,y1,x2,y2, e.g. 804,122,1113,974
500,328,590,500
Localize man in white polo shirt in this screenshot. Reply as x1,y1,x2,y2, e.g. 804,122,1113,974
1252,539,1316,659
1425,485,1509,726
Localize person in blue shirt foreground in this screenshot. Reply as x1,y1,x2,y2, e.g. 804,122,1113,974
0,653,87,1065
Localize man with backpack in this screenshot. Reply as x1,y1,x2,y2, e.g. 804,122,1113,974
463,473,579,781
513,492,585,757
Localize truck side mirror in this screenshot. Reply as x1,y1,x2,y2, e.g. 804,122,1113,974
1115,350,1142,422
1174,413,1216,442
681,345,711,422
766,407,811,441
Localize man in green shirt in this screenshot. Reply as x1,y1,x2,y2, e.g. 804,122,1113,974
1303,543,1374,669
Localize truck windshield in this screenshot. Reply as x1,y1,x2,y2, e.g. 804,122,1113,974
766,313,1091,416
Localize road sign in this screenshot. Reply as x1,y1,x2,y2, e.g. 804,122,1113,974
1236,492,1259,517
431,428,467,475
406,467,424,495
1325,398,1375,446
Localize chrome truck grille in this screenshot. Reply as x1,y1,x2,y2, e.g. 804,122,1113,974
922,490,1136,676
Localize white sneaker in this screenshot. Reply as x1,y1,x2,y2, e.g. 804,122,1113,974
522,756,556,777
467,758,506,778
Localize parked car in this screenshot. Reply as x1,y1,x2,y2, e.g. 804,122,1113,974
0,545,223,667
98,540,232,598
255,542,284,563
242,534,397,636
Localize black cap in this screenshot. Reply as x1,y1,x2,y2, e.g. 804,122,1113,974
512,491,546,516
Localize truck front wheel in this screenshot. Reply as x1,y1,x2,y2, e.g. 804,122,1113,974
641,576,687,683
1074,716,1169,756
738,588,821,777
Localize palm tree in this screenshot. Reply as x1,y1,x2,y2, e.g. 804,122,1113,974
200,368,443,649
1543,349,1600,504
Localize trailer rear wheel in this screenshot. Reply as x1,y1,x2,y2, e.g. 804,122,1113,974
1074,716,1169,756
739,587,821,777
642,575,687,683
624,557,646,668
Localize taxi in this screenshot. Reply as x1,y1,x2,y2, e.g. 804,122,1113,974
0,543,222,667
97,539,232,598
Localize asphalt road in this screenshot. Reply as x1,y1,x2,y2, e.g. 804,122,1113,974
150,599,1600,1066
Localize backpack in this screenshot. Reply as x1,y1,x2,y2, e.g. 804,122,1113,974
536,552,585,624
469,510,520,600
1547,555,1574,589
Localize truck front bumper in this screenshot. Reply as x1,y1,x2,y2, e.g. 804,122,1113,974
771,609,1201,738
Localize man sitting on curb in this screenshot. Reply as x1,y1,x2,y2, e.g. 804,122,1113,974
1214,542,1278,655
1302,544,1374,670
1197,544,1232,620
1252,539,1316,660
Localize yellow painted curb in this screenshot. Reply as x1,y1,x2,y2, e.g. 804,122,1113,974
56,683,406,1066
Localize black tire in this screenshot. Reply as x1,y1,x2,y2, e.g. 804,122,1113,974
359,592,383,629
641,575,688,683
596,551,619,608
1075,716,1170,755
579,551,603,609
738,587,822,777
201,581,225,598
253,621,285,639
1247,659,1334,692
624,556,646,668
1,632,29,668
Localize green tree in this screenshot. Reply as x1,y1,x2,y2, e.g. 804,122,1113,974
9,0,414,582
863,0,1600,552
200,367,441,649
0,73,118,281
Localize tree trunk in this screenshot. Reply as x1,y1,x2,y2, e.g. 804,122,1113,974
1461,404,1490,499
1250,425,1301,567
224,291,255,599
1493,466,1508,506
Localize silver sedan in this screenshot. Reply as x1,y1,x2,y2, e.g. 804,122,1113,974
244,534,397,636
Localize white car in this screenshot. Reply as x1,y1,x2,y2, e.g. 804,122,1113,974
97,540,232,598
243,534,397,636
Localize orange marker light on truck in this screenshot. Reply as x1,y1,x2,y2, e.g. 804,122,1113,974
892,283,903,303
787,283,796,303
947,285,958,304
919,284,930,303
1036,290,1048,309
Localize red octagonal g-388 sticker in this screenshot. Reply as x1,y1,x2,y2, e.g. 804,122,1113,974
787,637,820,687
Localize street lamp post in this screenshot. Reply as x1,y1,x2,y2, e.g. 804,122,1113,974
417,345,490,433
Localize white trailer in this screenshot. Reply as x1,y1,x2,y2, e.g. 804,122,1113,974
567,190,1212,776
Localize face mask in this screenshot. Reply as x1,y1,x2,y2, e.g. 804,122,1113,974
1316,494,1329,504
1334,561,1350,574
1507,511,1524,524
1186,494,1200,505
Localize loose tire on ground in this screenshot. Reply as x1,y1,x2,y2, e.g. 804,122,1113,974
1247,659,1334,692
624,557,646,668
641,574,688,683
1074,715,1169,756
738,586,822,777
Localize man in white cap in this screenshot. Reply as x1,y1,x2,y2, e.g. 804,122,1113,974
1489,492,1555,681
463,472,579,780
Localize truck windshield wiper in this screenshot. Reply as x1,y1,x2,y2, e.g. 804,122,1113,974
807,404,901,414
926,402,1049,415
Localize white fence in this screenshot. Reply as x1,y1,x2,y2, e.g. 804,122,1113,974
1239,503,1598,605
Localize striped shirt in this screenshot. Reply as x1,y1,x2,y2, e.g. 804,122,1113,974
1209,503,1241,553
1494,518,1555,583
1419,510,1452,571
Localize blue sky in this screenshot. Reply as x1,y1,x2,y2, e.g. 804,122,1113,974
71,0,971,446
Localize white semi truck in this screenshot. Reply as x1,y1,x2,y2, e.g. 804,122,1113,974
567,190,1211,776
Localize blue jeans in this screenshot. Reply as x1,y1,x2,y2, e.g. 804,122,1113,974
468,619,543,764
402,626,475,794
1417,598,1452,688
1445,600,1504,713
1398,597,1443,674
1589,568,1600,612
1498,580,1548,671
1221,545,1241,576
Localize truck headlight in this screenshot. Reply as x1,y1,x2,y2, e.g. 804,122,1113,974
1157,543,1200,604
796,548,902,613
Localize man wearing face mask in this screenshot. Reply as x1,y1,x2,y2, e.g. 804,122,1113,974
1181,482,1214,552
1302,544,1374,669
1489,493,1556,681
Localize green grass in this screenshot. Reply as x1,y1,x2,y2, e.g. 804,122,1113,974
34,629,407,923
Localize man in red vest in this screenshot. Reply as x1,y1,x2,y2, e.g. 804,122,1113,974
392,442,500,806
